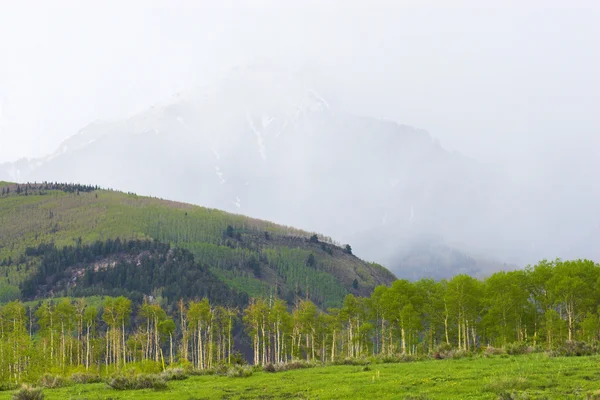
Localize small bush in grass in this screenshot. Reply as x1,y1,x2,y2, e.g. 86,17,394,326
160,368,188,381
134,374,168,390
372,354,417,364
549,341,598,357
108,374,168,391
278,361,315,371
432,347,471,360
432,343,457,360
188,368,216,376
226,365,253,378
334,358,370,366
483,376,530,393
107,375,133,391
263,363,277,373
485,346,505,356
214,364,231,375
505,343,531,355
38,374,66,389
12,385,44,400
70,373,103,385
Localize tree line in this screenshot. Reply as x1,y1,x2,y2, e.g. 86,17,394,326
1,258,600,385
0,182,100,197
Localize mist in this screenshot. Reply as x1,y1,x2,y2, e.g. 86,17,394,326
1,0,599,277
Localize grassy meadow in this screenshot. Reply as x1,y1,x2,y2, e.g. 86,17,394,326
3,354,600,399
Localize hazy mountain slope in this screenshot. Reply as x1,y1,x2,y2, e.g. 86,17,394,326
0,66,495,279
0,183,395,307
3,64,595,277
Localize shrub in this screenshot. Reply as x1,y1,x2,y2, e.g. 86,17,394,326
432,346,471,360
334,358,370,366
187,367,217,376
432,343,457,360
262,361,316,373
278,361,315,371
505,343,531,355
38,374,66,389
226,365,254,378
160,368,188,381
12,386,44,400
263,364,277,373
70,373,103,384
107,374,168,391
550,341,598,357
214,364,231,375
485,346,505,356
134,374,168,390
107,375,133,391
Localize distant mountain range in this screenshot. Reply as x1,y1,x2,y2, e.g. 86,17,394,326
2,63,598,278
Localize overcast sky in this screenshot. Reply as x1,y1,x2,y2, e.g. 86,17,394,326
1,0,599,164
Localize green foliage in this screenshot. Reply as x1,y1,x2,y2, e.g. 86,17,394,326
69,373,102,385
0,281,21,303
159,368,188,381
226,365,254,378
504,343,531,356
11,386,44,400
107,374,168,391
548,341,598,357
37,375,66,389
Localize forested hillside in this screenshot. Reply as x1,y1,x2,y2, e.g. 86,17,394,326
0,182,395,308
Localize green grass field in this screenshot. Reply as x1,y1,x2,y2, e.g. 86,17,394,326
4,355,600,399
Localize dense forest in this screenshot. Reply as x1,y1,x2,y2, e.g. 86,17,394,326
1,258,599,386
18,239,248,308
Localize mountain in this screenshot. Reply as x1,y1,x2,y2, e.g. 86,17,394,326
2,64,597,277
0,182,395,308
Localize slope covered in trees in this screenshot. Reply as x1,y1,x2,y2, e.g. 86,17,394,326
0,182,395,308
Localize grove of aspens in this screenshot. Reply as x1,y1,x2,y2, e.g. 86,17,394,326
1,257,599,386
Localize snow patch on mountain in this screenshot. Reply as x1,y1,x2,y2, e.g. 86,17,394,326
262,114,274,129
307,89,330,110
176,116,192,132
246,112,267,160
215,166,225,184
276,120,288,138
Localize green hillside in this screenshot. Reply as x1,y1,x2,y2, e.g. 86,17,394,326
0,182,395,307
